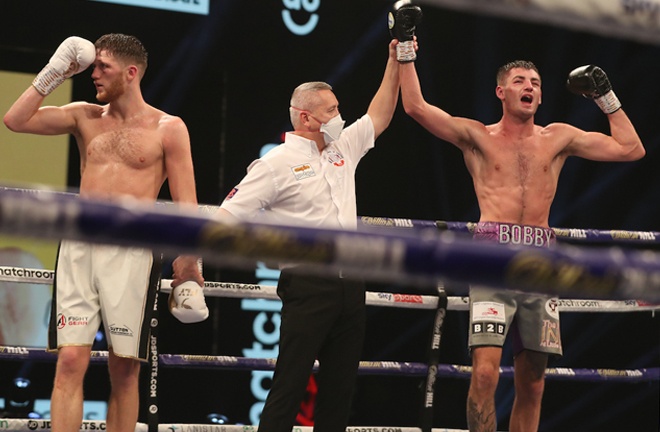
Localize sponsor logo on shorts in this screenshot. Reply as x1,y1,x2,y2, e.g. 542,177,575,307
472,322,506,335
472,301,506,323
539,319,561,349
291,163,316,180
545,298,560,318
57,313,66,329
68,316,89,326
108,324,134,337
57,314,89,329
498,224,553,246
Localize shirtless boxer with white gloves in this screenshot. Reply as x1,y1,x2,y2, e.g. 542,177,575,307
4,34,207,432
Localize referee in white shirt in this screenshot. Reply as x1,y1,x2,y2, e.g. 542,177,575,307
189,40,401,432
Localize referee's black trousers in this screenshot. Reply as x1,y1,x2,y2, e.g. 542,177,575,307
257,269,366,432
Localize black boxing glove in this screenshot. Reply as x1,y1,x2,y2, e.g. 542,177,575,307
388,1,423,62
566,65,621,114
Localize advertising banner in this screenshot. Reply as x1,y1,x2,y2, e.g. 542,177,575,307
422,0,660,45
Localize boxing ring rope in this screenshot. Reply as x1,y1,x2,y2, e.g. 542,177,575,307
2,187,660,301
3,186,658,245
2,264,658,313
1,271,658,432
3,186,659,245
2,267,657,431
2,344,657,383
2,268,657,372
1,270,657,382
359,217,660,245
0,186,658,432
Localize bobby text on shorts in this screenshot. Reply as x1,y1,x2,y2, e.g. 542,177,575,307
468,222,562,356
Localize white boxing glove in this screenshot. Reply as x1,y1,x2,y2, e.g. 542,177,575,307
33,36,96,96
168,281,209,324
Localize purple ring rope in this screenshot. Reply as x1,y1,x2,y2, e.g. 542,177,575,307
1,188,660,301
358,217,660,244
0,346,656,383
3,186,657,244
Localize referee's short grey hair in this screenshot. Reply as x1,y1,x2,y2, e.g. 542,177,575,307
289,81,333,128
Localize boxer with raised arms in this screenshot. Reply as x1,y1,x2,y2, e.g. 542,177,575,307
396,13,645,432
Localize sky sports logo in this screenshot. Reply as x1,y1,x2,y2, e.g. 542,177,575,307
90,0,209,15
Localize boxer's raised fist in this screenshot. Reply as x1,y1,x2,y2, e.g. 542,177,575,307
33,36,96,96
388,1,422,62
567,65,621,114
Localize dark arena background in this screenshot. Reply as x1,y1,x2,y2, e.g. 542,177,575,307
0,1,659,431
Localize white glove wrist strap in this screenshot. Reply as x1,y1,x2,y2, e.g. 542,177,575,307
595,90,621,114
396,40,416,63
32,66,65,96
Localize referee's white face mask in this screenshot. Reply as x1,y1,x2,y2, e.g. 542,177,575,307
319,113,345,144
293,106,346,145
